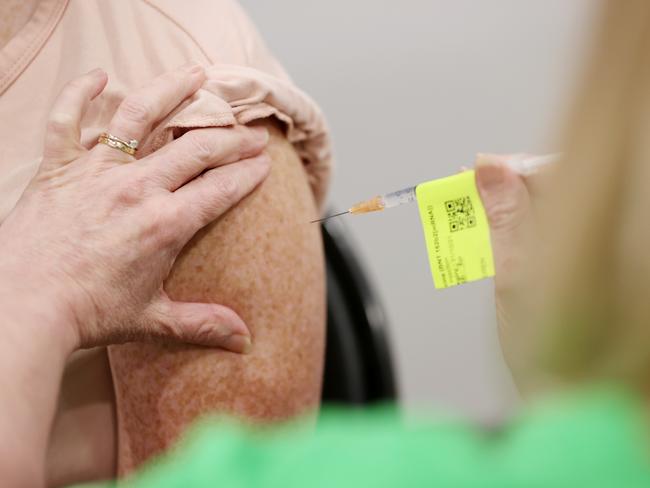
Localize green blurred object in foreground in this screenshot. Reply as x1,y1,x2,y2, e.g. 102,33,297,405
95,386,650,488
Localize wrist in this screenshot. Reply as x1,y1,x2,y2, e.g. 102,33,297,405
0,274,77,488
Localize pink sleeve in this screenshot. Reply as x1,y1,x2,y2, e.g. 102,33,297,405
139,0,332,207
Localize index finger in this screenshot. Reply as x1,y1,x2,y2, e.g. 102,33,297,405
142,125,269,190
43,68,108,164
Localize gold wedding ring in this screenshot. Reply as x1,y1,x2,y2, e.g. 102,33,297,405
97,132,139,156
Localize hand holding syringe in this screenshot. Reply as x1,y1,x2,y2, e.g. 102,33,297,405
311,154,558,223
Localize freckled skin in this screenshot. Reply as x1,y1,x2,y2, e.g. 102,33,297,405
107,120,326,474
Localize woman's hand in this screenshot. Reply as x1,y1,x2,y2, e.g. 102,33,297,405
475,153,544,385
0,65,270,354
0,64,271,487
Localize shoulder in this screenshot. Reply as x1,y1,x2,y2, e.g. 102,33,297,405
129,0,331,205
139,0,288,77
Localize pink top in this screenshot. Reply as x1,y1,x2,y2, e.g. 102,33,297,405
0,0,332,224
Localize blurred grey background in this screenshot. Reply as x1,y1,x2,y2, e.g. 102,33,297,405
239,0,596,421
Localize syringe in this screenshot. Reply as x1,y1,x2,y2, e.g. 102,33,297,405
311,154,558,223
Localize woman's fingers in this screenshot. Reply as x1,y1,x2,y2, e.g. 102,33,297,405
475,154,530,233
174,153,271,232
144,125,268,190
475,153,533,291
42,69,108,166
147,297,252,352
8,66,274,354
96,63,206,162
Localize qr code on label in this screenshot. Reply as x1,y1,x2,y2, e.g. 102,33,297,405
445,196,476,232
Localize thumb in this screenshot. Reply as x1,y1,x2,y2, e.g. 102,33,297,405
475,153,533,287
147,297,252,353
475,154,539,381
475,153,531,235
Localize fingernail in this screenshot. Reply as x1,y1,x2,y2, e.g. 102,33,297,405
181,62,204,75
223,334,253,354
476,161,505,192
475,153,504,167
86,67,105,77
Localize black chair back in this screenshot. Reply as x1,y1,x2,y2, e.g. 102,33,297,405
320,218,397,404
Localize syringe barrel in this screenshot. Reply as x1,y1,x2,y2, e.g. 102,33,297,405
381,186,417,209
348,186,417,215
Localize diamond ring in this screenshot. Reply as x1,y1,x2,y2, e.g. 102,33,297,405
97,132,139,157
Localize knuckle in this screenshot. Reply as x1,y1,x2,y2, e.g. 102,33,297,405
163,69,186,86
237,127,257,152
111,176,149,207
46,112,75,136
185,131,216,161
187,321,219,345
146,201,183,246
486,200,523,231
65,78,87,92
212,173,239,205
154,316,185,342
118,97,152,125
159,203,185,233
181,197,210,229
159,198,182,220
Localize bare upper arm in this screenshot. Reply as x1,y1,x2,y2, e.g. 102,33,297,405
107,119,326,474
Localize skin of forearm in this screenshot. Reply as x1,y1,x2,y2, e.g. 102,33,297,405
0,286,75,487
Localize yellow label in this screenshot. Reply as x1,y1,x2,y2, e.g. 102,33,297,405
416,170,495,289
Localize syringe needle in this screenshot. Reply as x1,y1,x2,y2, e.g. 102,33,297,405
310,210,350,224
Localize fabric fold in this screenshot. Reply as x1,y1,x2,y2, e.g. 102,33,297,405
142,64,332,208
